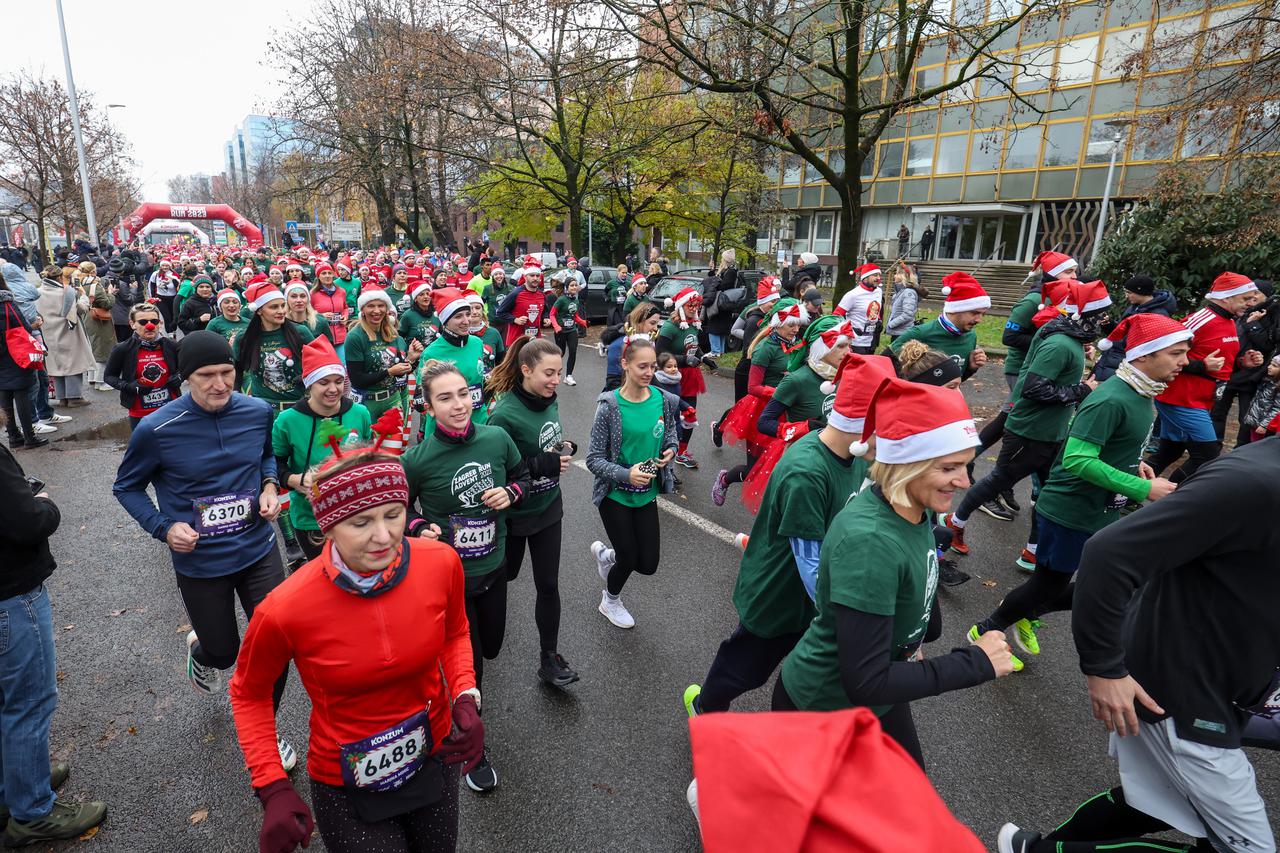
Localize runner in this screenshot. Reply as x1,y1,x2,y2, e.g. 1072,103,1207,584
773,378,1015,767
655,287,710,468
284,279,333,345
271,336,372,562
345,288,423,422
149,258,179,332
550,275,587,386
683,353,896,715
400,359,529,794
310,263,351,360
604,303,662,392
417,288,489,435
889,272,990,381
710,278,781,448
893,340,963,390
486,337,579,688
969,314,1187,675
483,264,512,341
233,280,316,412
103,303,182,431
586,335,680,629
621,273,650,316
112,331,297,772
605,263,630,329
831,263,883,353
399,278,439,348
758,316,853,440
466,291,505,381
495,259,552,346
206,288,250,347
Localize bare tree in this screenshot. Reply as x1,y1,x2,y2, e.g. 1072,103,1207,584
166,173,215,204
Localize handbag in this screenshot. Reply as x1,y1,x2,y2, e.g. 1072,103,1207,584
3,304,46,369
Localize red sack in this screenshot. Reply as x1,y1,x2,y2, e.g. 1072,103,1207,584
4,304,46,370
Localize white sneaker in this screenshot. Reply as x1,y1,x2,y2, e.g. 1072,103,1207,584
277,736,298,773
31,422,56,435
44,413,72,424
596,342,606,358
185,631,223,694
590,541,615,584
687,779,700,827
598,591,635,629
564,375,577,386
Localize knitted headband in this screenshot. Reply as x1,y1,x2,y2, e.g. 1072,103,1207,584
311,458,409,532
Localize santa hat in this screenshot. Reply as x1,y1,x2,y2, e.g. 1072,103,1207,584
285,262,303,273
522,258,544,279
313,262,333,276
464,290,486,311
851,377,978,462
409,279,433,301
215,288,240,309
1207,271,1258,300
1033,250,1077,278
770,301,809,328
665,286,701,314
284,280,310,298
268,265,283,276
1097,313,1192,361
1062,280,1112,318
825,353,898,434
1037,278,1072,311
801,316,852,374
357,287,395,312
335,257,352,275
757,276,781,306
244,280,286,312
431,287,471,324
631,273,648,287
940,272,991,313
301,335,346,387
854,263,881,283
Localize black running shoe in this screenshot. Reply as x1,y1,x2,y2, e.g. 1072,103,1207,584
711,421,724,448
465,750,498,793
283,537,306,569
997,490,1021,513
938,558,971,587
978,499,1015,522
538,652,580,687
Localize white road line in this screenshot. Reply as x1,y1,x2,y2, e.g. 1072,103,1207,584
570,460,739,547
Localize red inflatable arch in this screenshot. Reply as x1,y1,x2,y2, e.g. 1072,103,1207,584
122,202,264,247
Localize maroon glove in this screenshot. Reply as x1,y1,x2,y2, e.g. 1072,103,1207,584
256,779,314,853
438,694,485,773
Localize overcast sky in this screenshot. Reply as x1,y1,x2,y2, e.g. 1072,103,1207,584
4,0,307,203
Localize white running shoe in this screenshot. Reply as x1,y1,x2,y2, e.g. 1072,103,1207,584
277,736,298,773
597,342,606,358
185,631,223,695
43,414,72,424
687,779,700,827
564,375,577,386
31,422,57,435
598,591,635,629
590,541,615,584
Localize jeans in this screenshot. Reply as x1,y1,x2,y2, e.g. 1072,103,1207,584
708,333,727,354
0,586,58,821
28,371,52,422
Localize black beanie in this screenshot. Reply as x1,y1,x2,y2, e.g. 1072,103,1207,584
178,330,235,379
1123,275,1155,296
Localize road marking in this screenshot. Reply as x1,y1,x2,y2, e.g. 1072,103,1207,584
570,460,739,547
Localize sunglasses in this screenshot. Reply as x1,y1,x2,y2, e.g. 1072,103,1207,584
138,320,159,329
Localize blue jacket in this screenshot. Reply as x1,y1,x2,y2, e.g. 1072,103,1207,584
1,263,40,324
113,392,278,578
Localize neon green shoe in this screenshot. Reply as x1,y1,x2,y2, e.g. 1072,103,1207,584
683,684,702,718
1012,619,1042,656
967,624,1023,672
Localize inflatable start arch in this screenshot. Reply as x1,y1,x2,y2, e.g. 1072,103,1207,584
122,202,264,247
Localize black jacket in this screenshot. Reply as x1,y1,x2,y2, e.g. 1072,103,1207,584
1093,290,1178,380
702,268,738,336
0,444,59,599
178,295,215,334
1020,316,1095,406
103,335,182,410
1226,310,1280,391
106,273,144,326
0,291,37,392
788,262,823,297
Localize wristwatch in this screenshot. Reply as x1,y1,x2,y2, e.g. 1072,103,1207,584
261,476,280,490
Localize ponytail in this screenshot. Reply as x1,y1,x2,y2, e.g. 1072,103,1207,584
487,336,560,397
746,323,772,358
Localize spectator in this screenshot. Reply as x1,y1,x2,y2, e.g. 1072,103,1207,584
886,265,926,340
0,277,43,449
648,247,669,276
106,256,144,343
703,248,739,356
1093,275,1178,381
897,223,911,258
920,225,935,260
80,270,116,391
35,265,95,408
789,252,823,296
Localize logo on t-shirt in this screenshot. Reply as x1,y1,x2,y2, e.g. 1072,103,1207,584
651,415,665,439
822,393,835,418
450,461,495,508
261,347,296,393
911,548,939,642
538,420,563,452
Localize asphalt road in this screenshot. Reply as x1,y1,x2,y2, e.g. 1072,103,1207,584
18,330,1279,852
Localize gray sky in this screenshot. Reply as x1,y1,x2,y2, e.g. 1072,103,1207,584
3,0,306,203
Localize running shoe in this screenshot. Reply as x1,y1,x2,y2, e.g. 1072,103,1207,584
938,558,970,587
538,651,580,687
683,684,702,718
978,499,1015,522
946,514,969,555
968,625,1023,672
43,414,72,424
998,490,1021,513
465,749,498,793
0,763,69,827
996,823,1041,853
597,342,607,358
15,436,48,450
590,540,615,585
31,422,56,435
711,469,730,506
185,631,223,694
564,375,577,386
1015,548,1037,572
598,591,635,629
675,453,698,469
1012,619,1042,656
711,421,723,448
4,800,107,846
687,779,700,827
733,533,749,551
277,736,298,773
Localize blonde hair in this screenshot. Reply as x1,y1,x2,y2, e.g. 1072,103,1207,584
896,340,951,381
868,458,935,509
356,303,397,342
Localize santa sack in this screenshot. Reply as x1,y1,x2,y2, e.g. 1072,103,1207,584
4,303,46,369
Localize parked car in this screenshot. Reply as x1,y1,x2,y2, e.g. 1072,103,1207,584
646,269,768,352
543,267,610,322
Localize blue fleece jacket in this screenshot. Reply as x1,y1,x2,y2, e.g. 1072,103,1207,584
113,392,278,578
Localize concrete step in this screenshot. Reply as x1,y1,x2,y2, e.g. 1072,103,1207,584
916,260,1035,316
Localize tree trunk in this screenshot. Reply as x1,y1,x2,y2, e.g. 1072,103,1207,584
833,183,863,303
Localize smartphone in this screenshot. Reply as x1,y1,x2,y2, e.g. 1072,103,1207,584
556,440,577,456
638,458,659,476
26,476,45,494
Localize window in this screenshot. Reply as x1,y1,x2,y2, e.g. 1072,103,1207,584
1016,44,1056,92
856,149,873,179
1180,108,1233,158
1056,36,1099,86
935,135,967,173
1004,126,1041,169
793,214,811,244
908,110,937,136
1085,120,1127,164
988,0,1019,21
968,130,1004,171
906,138,935,175
1042,121,1084,166
783,156,803,185
1148,17,1200,72
1131,117,1177,161
877,141,904,177
954,0,985,27
915,66,944,102
554,242,565,255
1204,9,1254,63
1099,26,1146,79
814,213,835,254
541,242,551,252
1241,101,1280,152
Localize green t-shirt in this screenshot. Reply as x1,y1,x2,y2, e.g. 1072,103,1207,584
270,402,372,530
386,284,408,311
609,387,664,507
734,431,868,637
1035,377,1155,534
622,292,645,315
771,365,834,425
206,315,250,348
422,334,488,426
552,295,580,329
606,278,628,306
750,335,792,389
488,392,564,520
175,280,195,315
781,487,938,714
1004,329,1085,443
401,424,522,577
477,326,505,378
336,277,360,310
485,282,512,324
658,319,699,361
398,306,439,347
233,322,316,405
889,318,977,374
345,325,407,396
295,313,333,345
1002,289,1042,378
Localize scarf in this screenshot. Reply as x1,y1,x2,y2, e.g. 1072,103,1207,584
771,330,805,355
323,538,409,597
1115,359,1167,398
937,313,961,336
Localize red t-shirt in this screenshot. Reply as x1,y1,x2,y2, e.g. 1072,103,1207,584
1157,306,1240,410
503,289,549,346
130,347,173,417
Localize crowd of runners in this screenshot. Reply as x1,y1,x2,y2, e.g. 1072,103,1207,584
0,238,1276,852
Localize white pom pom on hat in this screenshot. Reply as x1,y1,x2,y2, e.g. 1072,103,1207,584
850,439,871,457
1097,337,1113,351
820,380,836,395
941,285,952,296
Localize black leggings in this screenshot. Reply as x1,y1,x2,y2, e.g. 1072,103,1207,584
678,395,697,446
0,385,37,440
505,520,563,653
723,451,761,486
298,528,326,561
157,296,176,333
598,498,660,596
310,763,460,853
1028,786,1213,853
978,566,1075,634
957,432,1058,521
464,571,508,690
771,678,924,770
175,548,288,709
976,408,1008,456
699,624,802,712
555,330,578,376
1210,385,1255,446
1147,438,1222,483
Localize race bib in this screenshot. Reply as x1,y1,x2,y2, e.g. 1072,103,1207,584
469,384,484,410
192,491,255,537
339,709,430,792
141,388,170,410
524,326,538,338
450,515,496,558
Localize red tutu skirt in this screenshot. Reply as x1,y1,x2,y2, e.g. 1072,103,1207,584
720,393,768,450
741,420,810,514
680,364,707,397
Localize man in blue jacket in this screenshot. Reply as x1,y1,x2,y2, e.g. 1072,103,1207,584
112,331,297,772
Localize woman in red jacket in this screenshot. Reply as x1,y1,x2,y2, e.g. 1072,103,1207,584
229,447,483,853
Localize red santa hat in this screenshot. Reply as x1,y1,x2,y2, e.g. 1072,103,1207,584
1033,250,1077,278
244,280,286,312
335,257,352,275
522,259,544,281
851,376,979,462
1207,271,1258,300
268,265,284,276
285,262,304,273
567,255,577,264
284,280,310,298
301,335,346,387
631,273,648,287
357,286,395,312
824,353,898,435
664,287,702,327
1097,313,1192,361
757,277,781,306
313,262,333,276
431,287,471,324
853,263,881,283
1062,280,1112,317
814,319,855,364
215,288,241,309
464,290,486,314
409,279,433,301
939,272,991,314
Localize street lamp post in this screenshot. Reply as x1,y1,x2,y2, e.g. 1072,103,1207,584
55,0,97,246
1091,118,1136,267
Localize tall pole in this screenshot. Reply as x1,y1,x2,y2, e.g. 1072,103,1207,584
56,0,97,246
1091,121,1133,267
587,212,593,264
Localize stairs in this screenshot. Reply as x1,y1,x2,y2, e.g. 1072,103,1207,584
915,260,1035,316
